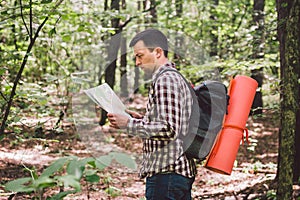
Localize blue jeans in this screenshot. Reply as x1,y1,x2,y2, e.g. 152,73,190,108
145,173,194,200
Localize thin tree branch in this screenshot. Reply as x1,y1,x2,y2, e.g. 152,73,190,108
0,0,65,134
234,2,250,36
19,0,31,37
0,91,8,103
29,0,33,40
119,3,157,30
0,91,8,114
52,0,64,12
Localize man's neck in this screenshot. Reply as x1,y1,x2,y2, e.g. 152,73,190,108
151,58,171,79
154,58,169,72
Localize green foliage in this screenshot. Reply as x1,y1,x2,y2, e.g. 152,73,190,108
266,189,277,199
0,0,286,198
1,0,280,133
4,153,136,199
105,186,122,197
110,152,137,170
4,177,34,193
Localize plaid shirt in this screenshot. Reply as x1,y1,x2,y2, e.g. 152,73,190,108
127,62,197,178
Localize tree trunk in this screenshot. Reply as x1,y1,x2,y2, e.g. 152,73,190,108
133,67,140,94
105,0,121,88
173,0,183,68
209,0,219,58
276,0,300,198
150,0,157,23
100,0,121,125
119,0,128,98
0,0,64,134
291,0,300,185
142,0,148,23
120,35,128,97
98,0,109,86
295,104,300,183
132,0,142,94
251,0,265,116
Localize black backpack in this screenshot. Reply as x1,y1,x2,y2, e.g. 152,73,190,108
155,68,229,160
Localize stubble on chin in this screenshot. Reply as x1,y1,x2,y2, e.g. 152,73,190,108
143,70,153,79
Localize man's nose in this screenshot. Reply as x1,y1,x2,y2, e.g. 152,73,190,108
135,58,141,66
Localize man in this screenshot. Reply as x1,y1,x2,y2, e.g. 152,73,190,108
107,28,196,200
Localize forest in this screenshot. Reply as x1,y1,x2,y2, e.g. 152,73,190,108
0,0,300,199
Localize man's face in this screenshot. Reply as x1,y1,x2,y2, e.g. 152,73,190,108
133,40,158,75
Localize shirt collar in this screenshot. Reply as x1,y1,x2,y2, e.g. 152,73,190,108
151,62,176,83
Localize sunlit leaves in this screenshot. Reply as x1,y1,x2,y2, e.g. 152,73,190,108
40,157,71,178
4,177,34,193
4,154,136,198
41,0,53,4
110,152,137,170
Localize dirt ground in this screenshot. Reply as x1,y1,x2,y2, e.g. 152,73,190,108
0,96,299,200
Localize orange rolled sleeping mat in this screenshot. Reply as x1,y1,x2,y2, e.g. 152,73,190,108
205,75,258,175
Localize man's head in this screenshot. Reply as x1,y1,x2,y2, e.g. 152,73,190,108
130,29,169,75
129,29,168,57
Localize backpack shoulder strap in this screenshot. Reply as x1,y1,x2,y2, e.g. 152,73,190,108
153,68,193,91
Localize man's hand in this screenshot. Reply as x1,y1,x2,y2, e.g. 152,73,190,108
107,113,130,129
125,109,143,119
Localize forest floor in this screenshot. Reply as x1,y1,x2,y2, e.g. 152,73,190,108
0,94,299,200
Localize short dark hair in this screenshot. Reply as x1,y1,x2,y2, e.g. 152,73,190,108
129,28,168,57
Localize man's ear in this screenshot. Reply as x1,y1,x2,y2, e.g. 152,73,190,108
154,47,163,58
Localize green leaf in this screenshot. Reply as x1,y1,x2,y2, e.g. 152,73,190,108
13,116,22,123
40,157,72,178
32,176,55,189
41,0,52,4
85,169,97,176
85,174,100,183
57,175,81,191
43,74,59,82
105,186,121,197
0,67,6,75
81,157,95,166
4,177,34,193
62,35,72,42
0,134,4,141
48,190,77,200
67,159,84,180
95,155,112,170
49,28,56,37
39,98,48,106
77,24,85,32
95,162,106,171
110,152,137,170
71,76,92,84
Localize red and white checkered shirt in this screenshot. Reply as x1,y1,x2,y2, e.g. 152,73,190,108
127,62,197,178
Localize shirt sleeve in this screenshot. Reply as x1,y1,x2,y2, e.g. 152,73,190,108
127,73,187,140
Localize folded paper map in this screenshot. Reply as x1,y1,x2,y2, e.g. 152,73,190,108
84,83,131,118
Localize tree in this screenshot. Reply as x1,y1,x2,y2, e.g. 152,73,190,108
276,0,300,198
172,0,184,68
0,0,64,134
290,0,300,185
99,0,121,125
209,0,219,58
104,0,121,88
142,0,157,24
251,0,265,115
120,0,128,98
295,95,300,184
